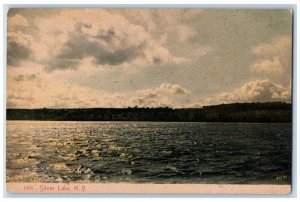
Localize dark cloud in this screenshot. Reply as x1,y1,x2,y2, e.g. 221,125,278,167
48,23,144,70
96,27,115,42
28,74,37,80
14,74,37,81
7,38,31,66
47,58,80,71
13,75,24,81
153,57,161,64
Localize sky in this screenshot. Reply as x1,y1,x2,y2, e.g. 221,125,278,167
6,8,292,108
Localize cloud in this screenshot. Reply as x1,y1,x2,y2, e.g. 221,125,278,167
13,74,36,81
251,36,292,78
7,15,33,67
190,79,291,107
7,74,118,108
30,9,186,71
6,61,122,108
115,9,201,42
7,9,292,111
115,9,211,60
46,22,145,70
8,14,28,30
159,83,191,95
7,9,208,72
6,72,291,109
137,83,190,96
252,56,283,75
128,83,191,107
6,75,191,109
7,31,34,66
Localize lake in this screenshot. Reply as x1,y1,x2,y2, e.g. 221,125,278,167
6,121,291,184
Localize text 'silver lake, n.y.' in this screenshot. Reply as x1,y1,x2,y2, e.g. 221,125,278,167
6,8,292,194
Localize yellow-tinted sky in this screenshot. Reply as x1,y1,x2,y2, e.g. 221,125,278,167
7,8,292,108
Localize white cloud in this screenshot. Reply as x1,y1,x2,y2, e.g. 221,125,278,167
251,36,291,56
251,36,292,77
8,14,28,30
115,9,201,42
29,9,186,71
136,83,190,96
7,9,291,110
162,83,191,95
190,79,291,107
7,70,291,109
252,56,283,75
7,76,119,109
7,9,208,70
127,83,191,108
117,9,210,60
7,73,191,109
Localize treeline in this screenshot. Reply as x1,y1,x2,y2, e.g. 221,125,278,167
6,102,292,123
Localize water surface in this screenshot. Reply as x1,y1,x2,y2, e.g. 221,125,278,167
6,121,291,184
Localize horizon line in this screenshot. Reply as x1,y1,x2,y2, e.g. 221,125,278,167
6,101,292,110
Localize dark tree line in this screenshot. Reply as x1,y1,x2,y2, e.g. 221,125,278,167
6,102,292,123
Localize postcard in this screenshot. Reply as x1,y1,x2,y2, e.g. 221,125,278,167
6,8,292,194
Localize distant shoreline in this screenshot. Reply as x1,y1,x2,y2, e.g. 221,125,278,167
6,102,292,123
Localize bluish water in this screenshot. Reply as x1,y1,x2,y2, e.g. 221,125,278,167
6,121,291,184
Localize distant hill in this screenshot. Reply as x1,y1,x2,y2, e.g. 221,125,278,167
6,102,292,123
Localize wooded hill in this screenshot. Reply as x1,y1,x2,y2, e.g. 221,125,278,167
6,102,292,123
